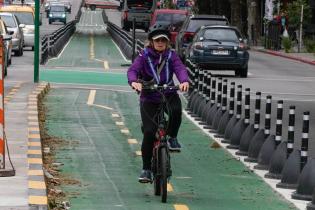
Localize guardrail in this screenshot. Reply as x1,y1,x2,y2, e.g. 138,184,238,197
103,10,144,60
40,0,84,64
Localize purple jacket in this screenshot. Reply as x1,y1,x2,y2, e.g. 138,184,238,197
127,47,189,103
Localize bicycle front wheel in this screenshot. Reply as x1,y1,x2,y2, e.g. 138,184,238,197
160,147,168,203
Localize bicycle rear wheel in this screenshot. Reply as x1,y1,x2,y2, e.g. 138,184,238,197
160,147,168,203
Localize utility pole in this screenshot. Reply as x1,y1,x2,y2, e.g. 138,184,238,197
34,0,39,83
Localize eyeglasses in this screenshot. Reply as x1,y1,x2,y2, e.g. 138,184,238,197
153,38,168,43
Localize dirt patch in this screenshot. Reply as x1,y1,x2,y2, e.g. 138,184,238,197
38,97,81,210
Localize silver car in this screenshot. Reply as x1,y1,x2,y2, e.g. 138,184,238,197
0,12,24,56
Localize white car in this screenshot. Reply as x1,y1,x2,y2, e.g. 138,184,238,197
0,12,24,56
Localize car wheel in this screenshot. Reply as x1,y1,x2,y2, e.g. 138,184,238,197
31,46,34,51
236,65,248,78
49,20,52,24
8,57,11,65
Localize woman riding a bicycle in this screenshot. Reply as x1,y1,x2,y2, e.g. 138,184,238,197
127,23,189,183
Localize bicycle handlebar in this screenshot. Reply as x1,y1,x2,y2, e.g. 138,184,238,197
142,84,179,91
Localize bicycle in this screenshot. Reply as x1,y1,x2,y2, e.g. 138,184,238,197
141,83,179,203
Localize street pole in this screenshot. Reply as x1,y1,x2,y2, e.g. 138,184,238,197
34,0,40,83
298,4,304,53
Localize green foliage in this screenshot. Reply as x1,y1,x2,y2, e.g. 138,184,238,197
282,37,292,53
164,0,176,9
287,0,312,28
304,38,315,53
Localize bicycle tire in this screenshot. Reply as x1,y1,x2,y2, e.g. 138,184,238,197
153,149,161,196
160,147,168,203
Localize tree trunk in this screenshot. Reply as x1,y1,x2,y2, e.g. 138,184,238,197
247,0,261,45
229,0,242,30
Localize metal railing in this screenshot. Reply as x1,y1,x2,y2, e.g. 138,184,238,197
103,10,144,60
40,0,84,64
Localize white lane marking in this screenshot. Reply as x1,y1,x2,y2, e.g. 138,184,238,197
49,35,74,60
183,110,308,210
104,61,109,70
127,139,138,144
87,90,96,105
115,121,124,126
111,39,131,63
93,104,113,110
112,113,120,118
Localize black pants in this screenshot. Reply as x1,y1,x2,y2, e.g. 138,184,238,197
140,94,182,170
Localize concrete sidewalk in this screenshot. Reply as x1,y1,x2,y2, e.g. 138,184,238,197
251,46,315,66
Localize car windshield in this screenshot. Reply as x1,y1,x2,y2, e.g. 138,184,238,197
11,12,33,25
156,13,186,30
127,0,153,9
204,28,239,41
50,5,65,12
187,19,228,32
0,15,16,28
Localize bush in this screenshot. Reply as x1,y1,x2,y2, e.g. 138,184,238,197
282,37,292,53
304,38,315,53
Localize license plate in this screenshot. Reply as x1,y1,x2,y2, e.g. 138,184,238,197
212,50,229,55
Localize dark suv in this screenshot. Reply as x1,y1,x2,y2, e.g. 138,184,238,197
175,14,229,60
48,4,67,25
186,25,249,77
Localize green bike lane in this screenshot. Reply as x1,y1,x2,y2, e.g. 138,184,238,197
40,30,296,209
41,32,130,85
43,88,296,210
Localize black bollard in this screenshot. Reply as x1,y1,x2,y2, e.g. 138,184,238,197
217,82,235,137
307,189,315,210
191,69,205,119
245,95,272,163
186,63,199,112
292,112,315,201
201,76,214,124
222,85,241,143
198,72,211,122
185,59,195,97
265,105,296,179
227,88,250,149
212,79,228,130
255,100,284,170
236,92,261,156
203,77,217,129
196,71,210,118
205,77,221,128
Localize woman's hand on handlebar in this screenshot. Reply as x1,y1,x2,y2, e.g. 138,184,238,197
131,82,142,92
179,82,189,92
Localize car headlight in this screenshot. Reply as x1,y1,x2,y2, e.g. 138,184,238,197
49,14,53,17
62,14,66,18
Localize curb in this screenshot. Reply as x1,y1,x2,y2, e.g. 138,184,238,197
28,82,50,210
253,48,315,66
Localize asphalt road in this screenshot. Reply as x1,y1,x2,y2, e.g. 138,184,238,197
40,0,83,37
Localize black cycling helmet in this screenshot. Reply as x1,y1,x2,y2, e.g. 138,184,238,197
148,23,171,41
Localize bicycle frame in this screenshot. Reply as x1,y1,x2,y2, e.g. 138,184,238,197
141,84,179,203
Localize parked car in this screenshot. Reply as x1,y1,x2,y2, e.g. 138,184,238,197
0,12,24,56
0,5,35,51
0,19,13,76
121,0,157,32
186,25,249,77
175,14,229,60
150,9,189,46
48,4,67,25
